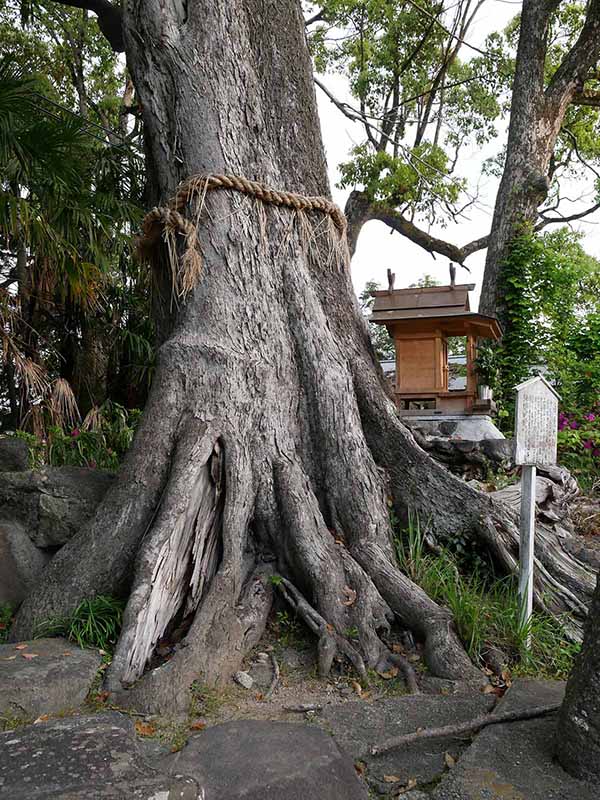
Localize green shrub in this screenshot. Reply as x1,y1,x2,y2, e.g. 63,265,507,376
14,401,141,471
36,596,125,652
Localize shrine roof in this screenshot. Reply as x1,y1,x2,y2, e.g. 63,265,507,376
371,283,475,316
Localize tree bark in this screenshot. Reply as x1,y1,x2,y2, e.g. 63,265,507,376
556,571,600,781
11,0,593,715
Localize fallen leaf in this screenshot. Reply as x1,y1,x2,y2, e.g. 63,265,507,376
444,752,456,769
482,683,496,694
334,539,345,546
96,691,110,704
33,714,50,725
326,623,334,634
135,720,156,737
341,585,357,607
391,643,404,654
1,655,17,661
394,777,417,795
383,775,401,783
22,653,39,660
15,644,28,650
354,761,366,776
98,649,107,656
189,720,206,731
62,652,72,657
361,691,372,701
351,680,362,696
377,667,399,680
255,692,264,702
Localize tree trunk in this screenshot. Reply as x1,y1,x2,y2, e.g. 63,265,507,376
556,572,600,781
11,0,594,715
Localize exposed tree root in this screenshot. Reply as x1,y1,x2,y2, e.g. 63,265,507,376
264,652,280,700
369,702,561,756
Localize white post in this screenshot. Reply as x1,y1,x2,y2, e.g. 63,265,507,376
518,464,536,643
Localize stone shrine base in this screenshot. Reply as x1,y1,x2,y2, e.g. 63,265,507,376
402,414,505,442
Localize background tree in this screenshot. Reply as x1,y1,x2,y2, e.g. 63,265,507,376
309,1,600,332
11,0,595,717
0,1,151,427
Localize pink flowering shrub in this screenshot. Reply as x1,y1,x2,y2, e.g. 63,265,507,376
558,406,600,490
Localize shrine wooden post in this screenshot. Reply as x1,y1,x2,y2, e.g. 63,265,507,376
514,376,560,643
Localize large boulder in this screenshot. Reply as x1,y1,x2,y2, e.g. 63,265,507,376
0,466,114,548
0,436,29,472
0,638,102,719
0,520,51,606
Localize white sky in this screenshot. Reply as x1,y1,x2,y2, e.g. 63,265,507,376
315,0,600,309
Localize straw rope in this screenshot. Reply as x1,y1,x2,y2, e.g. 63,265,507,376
138,173,347,302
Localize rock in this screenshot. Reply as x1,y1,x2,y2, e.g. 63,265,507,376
0,638,102,719
0,712,197,799
247,661,273,688
404,414,505,442
0,466,113,548
432,679,599,800
320,691,495,792
0,520,51,607
233,670,254,689
0,437,29,472
163,719,369,799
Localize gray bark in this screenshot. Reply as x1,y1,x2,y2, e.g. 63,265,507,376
11,0,594,715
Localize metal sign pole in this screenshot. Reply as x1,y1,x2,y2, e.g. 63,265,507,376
518,464,536,644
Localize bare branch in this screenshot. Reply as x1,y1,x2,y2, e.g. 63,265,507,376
370,205,488,264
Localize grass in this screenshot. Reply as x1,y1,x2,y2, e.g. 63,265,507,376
0,602,13,644
35,596,125,652
394,512,580,679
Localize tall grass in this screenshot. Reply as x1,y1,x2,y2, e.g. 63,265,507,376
35,596,125,652
394,513,579,679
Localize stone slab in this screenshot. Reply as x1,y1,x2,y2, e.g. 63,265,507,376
0,712,198,799
166,719,369,799
320,691,495,792
433,679,599,800
0,638,102,719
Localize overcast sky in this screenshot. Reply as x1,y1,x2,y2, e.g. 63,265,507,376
315,0,600,308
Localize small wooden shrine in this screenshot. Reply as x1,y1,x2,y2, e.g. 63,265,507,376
370,267,501,415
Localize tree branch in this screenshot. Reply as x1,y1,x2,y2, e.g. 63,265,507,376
49,0,124,52
370,206,487,264
545,0,600,110
572,89,600,107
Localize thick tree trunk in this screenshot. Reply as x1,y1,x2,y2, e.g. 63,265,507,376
556,572,600,781
11,0,594,715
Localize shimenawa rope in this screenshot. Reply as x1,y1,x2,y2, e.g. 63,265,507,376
138,173,348,302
